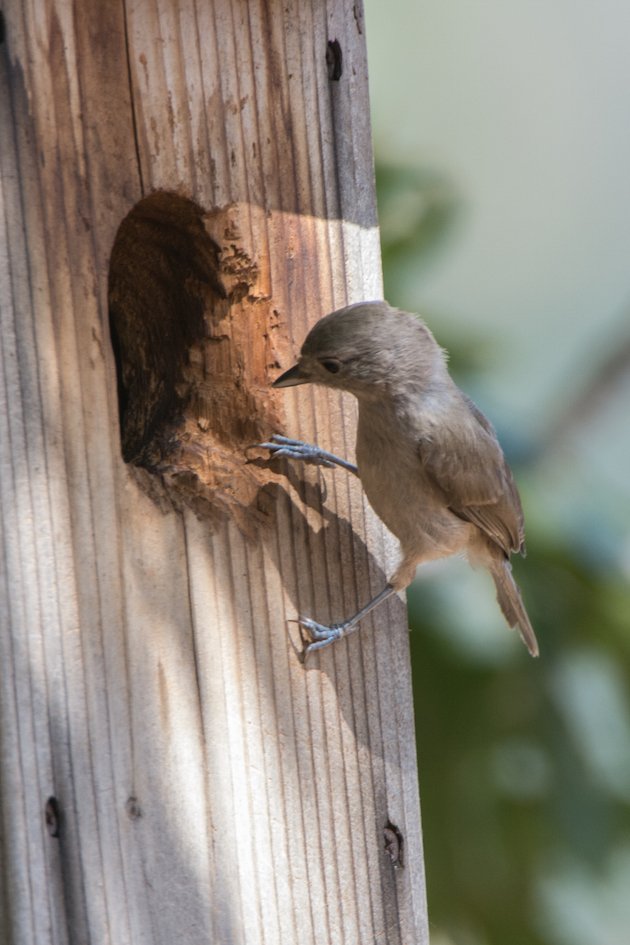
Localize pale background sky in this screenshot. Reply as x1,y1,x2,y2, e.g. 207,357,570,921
364,0,630,573
363,6,630,942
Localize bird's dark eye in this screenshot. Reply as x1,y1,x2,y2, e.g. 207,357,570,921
319,358,341,374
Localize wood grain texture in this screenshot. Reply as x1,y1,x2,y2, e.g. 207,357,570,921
0,2,429,943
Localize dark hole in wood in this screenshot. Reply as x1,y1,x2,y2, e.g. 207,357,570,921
107,192,283,531
383,820,404,869
108,191,226,466
45,796,61,838
326,39,343,81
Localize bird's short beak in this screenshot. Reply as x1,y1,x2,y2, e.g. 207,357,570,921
272,361,309,388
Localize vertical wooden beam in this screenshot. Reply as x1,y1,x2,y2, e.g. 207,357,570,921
0,2,428,943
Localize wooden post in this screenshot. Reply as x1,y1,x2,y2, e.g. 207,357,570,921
0,2,428,943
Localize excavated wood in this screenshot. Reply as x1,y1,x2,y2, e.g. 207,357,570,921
0,2,429,943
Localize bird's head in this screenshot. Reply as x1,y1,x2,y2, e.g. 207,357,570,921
273,301,446,399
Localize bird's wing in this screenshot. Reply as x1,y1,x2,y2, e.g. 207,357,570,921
417,396,525,557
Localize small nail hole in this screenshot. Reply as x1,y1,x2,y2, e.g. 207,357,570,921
383,820,404,869
45,797,61,838
326,39,343,81
126,796,143,821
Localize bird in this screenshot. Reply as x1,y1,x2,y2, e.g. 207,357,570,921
262,300,538,659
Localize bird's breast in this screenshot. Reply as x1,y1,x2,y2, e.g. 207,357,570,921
355,399,473,555
356,404,438,539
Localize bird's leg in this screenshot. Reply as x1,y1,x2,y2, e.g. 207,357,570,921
259,434,359,475
299,584,396,657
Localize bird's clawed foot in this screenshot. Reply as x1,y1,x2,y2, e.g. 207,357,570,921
295,617,346,660
258,434,359,475
258,434,337,468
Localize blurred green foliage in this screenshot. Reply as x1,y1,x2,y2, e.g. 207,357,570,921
376,162,630,945
376,163,459,279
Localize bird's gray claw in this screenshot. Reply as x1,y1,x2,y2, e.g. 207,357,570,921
258,435,336,468
299,617,343,656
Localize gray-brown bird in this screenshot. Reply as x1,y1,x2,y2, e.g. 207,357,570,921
263,301,538,658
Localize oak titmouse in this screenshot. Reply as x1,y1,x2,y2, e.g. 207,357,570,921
263,301,538,658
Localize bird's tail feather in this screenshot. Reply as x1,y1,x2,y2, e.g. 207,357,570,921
491,561,539,657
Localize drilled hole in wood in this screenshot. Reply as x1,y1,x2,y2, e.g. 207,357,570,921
45,797,60,838
326,39,343,81
108,191,284,531
383,820,404,869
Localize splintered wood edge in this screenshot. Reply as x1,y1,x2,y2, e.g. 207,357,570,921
108,193,291,535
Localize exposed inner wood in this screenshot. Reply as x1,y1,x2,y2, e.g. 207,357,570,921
109,192,285,531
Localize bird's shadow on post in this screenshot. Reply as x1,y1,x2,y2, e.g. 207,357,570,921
251,457,410,758
240,459,412,934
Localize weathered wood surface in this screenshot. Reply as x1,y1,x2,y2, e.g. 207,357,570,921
0,2,428,943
